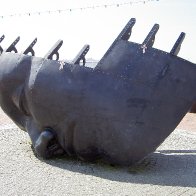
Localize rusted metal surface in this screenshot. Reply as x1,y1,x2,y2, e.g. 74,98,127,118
0,18,195,166
190,102,196,113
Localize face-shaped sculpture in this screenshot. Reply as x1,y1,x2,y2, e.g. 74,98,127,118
0,19,195,166
0,46,195,166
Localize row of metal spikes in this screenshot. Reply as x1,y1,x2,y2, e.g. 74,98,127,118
98,18,185,65
0,18,185,66
0,35,90,66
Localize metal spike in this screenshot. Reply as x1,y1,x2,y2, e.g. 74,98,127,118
72,44,90,66
170,32,185,56
119,18,136,41
6,36,20,53
44,40,63,60
0,35,5,43
142,24,159,48
0,35,5,53
23,38,37,56
96,18,136,67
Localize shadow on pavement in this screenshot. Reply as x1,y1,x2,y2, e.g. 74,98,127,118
43,150,196,188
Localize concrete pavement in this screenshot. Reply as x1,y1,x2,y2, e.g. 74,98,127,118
0,123,196,195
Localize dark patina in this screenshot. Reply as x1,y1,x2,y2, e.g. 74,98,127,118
0,18,195,166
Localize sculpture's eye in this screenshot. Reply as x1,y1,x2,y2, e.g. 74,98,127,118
12,86,30,116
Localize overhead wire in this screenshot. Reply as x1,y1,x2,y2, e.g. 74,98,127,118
0,0,159,19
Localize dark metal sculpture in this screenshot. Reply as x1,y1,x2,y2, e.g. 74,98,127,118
190,102,196,113
0,18,195,166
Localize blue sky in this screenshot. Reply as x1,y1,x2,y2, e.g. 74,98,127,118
0,0,196,63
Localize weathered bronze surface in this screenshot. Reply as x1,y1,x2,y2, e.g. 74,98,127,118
0,18,195,166
190,102,196,113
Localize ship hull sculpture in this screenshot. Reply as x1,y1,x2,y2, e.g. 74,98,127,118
0,18,195,166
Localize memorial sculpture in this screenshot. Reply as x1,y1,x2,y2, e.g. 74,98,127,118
0,18,195,166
